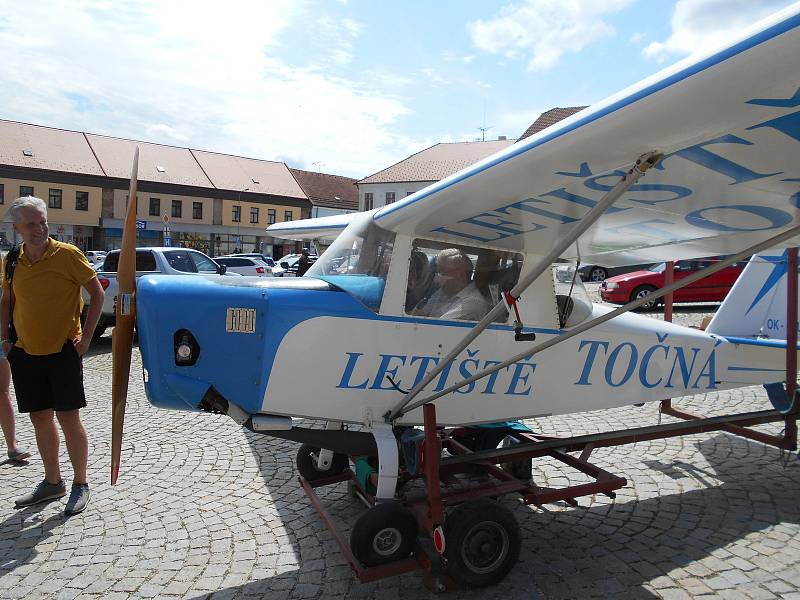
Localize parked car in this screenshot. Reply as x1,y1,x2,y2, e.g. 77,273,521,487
577,262,655,283
85,250,107,266
600,257,747,310
215,255,273,277
232,253,276,268
84,247,237,338
275,253,318,277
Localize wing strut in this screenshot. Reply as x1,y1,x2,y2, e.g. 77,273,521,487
386,151,663,422
397,222,800,417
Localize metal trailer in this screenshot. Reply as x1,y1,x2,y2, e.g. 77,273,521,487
295,251,800,591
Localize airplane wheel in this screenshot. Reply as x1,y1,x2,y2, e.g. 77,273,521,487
632,285,659,310
350,501,417,566
444,499,521,588
588,266,607,282
296,444,348,481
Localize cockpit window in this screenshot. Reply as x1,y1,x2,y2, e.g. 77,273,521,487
405,240,523,323
307,213,395,311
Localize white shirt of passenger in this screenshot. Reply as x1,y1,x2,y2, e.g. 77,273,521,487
419,282,490,321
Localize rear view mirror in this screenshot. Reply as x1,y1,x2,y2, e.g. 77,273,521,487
280,261,289,269
217,264,227,275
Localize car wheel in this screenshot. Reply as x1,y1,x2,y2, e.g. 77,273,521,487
632,285,659,310
588,266,607,282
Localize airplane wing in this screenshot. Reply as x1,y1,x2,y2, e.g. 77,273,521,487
267,212,358,240
370,4,800,267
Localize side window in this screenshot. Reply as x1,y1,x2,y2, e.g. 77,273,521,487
190,251,219,273
405,240,523,322
135,251,157,271
164,251,198,273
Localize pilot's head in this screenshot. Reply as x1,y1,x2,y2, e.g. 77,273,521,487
436,248,473,296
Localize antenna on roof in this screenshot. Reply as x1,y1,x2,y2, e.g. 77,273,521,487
478,101,493,142
312,161,324,172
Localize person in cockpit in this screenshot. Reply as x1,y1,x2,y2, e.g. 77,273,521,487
413,248,490,321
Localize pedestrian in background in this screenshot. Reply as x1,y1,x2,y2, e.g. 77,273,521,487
0,345,30,462
1,196,104,516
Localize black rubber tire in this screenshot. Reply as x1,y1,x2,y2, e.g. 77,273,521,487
295,444,348,481
587,266,607,282
631,285,659,310
444,499,521,588
350,501,418,566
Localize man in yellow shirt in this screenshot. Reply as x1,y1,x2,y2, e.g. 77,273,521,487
1,196,104,516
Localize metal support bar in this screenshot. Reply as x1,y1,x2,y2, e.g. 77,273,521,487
785,247,798,449
400,223,800,415
386,151,663,421
661,404,792,449
422,404,444,526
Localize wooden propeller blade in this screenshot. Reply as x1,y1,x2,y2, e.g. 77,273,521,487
111,146,139,485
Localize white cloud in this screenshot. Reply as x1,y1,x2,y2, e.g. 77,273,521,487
643,0,797,60
468,0,635,71
0,0,416,178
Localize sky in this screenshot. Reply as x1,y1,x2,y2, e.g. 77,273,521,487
0,0,796,179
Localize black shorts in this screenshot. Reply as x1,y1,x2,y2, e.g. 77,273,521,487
8,343,87,413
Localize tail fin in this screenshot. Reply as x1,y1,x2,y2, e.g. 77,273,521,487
706,251,795,339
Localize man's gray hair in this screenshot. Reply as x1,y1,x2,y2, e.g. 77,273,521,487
8,196,47,223
437,248,474,275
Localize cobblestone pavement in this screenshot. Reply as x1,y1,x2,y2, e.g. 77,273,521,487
1,291,800,599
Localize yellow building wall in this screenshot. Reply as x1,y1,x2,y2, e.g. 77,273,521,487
0,176,102,226
221,199,297,230
113,189,214,227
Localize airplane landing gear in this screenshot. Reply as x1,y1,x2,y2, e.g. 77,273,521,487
444,499,521,588
296,444,348,481
350,501,417,566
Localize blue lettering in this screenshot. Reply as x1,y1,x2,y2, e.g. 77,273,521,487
665,347,700,388
686,204,792,232
370,354,407,390
337,352,370,389
409,355,439,388
541,188,628,214
455,351,480,395
748,110,800,143
506,362,536,396
659,134,781,184
481,359,505,394
556,162,593,178
583,172,692,206
605,342,638,387
576,340,610,385
639,344,669,388
692,351,717,389
496,198,578,225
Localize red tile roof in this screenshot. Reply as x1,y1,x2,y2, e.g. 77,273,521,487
358,139,515,185
0,120,105,176
519,106,588,140
289,169,358,211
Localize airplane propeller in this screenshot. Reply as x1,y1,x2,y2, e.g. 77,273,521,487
111,147,139,485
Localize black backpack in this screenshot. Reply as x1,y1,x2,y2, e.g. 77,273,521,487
4,245,20,343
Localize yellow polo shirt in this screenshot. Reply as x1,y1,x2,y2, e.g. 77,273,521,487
2,239,97,355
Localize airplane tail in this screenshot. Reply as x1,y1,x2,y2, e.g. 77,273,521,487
706,251,794,340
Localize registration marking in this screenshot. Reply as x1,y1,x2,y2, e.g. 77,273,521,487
226,308,256,333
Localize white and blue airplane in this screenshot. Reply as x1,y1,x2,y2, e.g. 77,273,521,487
111,1,800,586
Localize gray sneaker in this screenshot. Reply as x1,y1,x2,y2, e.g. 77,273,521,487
8,447,32,462
64,483,90,516
14,479,66,507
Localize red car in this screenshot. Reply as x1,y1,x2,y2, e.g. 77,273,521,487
599,257,747,309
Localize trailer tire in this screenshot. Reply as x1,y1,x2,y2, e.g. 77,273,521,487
445,499,520,588
296,444,348,481
350,501,417,566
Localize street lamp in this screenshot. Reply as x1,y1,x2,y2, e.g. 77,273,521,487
236,186,249,253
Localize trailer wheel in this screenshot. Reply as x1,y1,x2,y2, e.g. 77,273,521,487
296,444,348,481
445,499,521,588
350,502,417,566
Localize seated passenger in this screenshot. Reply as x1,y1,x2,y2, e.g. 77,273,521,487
413,248,490,321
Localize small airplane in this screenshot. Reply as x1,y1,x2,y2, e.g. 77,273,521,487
110,2,800,588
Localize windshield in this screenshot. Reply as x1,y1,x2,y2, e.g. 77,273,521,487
552,268,593,327
306,212,395,311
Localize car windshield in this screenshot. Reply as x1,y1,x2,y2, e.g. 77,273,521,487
306,212,395,311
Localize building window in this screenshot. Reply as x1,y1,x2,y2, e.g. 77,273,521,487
192,201,203,220
171,199,182,218
0,183,3,204
364,192,373,210
48,188,63,209
232,205,241,222
149,197,160,216
267,209,276,224
250,207,259,224
284,210,292,222
75,191,89,211
385,191,395,205
20,185,33,197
